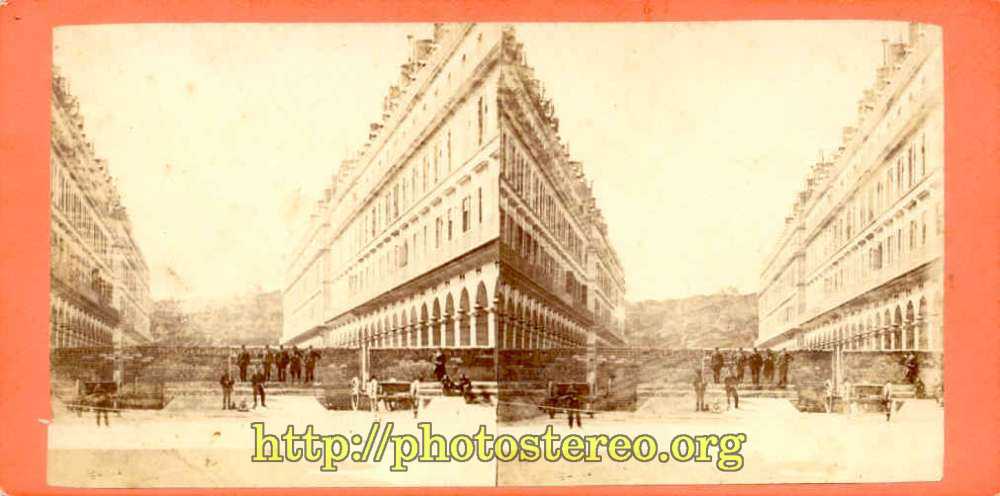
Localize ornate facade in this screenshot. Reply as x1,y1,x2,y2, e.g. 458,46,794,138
758,23,943,352
282,24,627,352
50,70,152,349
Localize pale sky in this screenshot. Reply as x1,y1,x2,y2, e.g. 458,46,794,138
53,21,910,303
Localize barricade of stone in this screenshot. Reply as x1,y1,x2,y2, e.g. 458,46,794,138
51,346,363,385
841,351,942,394
497,349,588,382
370,348,496,382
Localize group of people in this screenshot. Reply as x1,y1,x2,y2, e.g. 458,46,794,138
690,348,796,412
432,349,476,402
218,365,268,410
708,347,793,388
235,344,323,385
217,344,324,411
824,351,924,419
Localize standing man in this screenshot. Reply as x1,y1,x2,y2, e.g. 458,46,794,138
252,365,267,409
749,348,763,386
92,385,112,427
410,376,422,418
565,389,583,429
710,347,725,384
777,349,793,388
277,345,289,383
219,368,235,410
350,376,361,411
262,345,274,383
693,369,707,412
902,352,920,384
237,345,251,383
432,349,447,381
735,348,747,383
289,346,303,383
724,369,739,410
304,346,322,384
762,349,775,385
367,375,381,419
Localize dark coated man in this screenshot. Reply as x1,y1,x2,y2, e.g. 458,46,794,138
251,366,267,408
565,391,583,429
902,352,920,384
762,349,775,385
709,347,725,384
749,348,763,385
262,345,274,382
92,385,113,427
432,349,447,381
277,345,289,382
237,345,251,382
289,346,303,383
304,346,322,383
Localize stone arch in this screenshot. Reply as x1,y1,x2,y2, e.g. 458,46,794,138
873,312,882,350
458,287,471,347
883,309,892,349
893,305,903,350
431,299,441,348
504,299,514,350
420,303,430,347
400,310,409,348
475,281,489,346
409,306,418,347
444,293,456,347
392,313,399,348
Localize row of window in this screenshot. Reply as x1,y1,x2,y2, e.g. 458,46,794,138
499,208,588,308
51,154,151,312
51,230,113,305
51,160,111,265
818,203,939,299
353,96,488,257
500,131,585,265
347,188,484,294
816,132,932,267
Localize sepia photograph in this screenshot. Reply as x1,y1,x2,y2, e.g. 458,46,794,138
46,21,943,487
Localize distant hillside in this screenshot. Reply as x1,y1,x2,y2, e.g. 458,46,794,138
626,292,758,349
150,291,282,346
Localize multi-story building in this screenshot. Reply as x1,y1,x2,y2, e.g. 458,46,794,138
50,69,153,349
757,23,943,352
282,24,627,352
